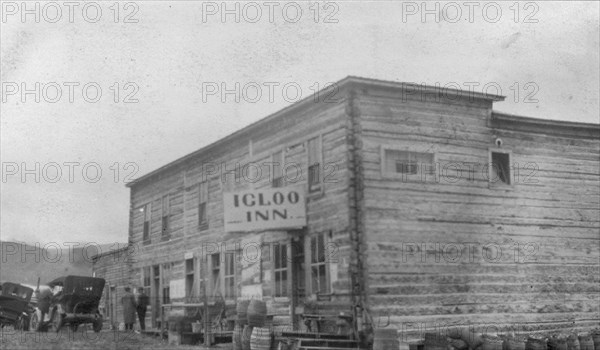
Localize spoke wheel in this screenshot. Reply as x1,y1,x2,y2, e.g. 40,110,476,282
30,311,42,332
50,310,64,333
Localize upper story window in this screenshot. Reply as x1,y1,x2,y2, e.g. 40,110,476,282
272,150,284,188
489,150,512,185
384,149,434,175
198,181,208,229
161,195,170,240
142,203,151,244
307,136,322,193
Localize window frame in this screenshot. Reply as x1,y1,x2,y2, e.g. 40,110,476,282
380,146,438,182
198,181,208,230
161,263,171,305
488,148,513,187
273,243,288,298
142,266,152,296
309,233,330,295
210,253,221,299
271,149,285,188
223,252,236,300
185,257,196,300
307,135,323,194
161,194,170,241
142,203,151,245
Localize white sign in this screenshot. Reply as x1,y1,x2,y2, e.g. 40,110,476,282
241,285,263,299
170,279,185,299
224,185,306,232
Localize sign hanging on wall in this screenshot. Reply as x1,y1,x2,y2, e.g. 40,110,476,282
223,185,306,232
169,279,185,299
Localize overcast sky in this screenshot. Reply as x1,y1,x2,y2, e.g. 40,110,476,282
1,1,599,246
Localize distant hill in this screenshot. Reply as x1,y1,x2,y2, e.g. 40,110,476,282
0,241,127,285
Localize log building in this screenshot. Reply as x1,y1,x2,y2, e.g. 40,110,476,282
101,76,600,341
91,246,132,330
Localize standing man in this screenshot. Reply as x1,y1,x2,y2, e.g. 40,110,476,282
121,287,137,331
135,287,149,331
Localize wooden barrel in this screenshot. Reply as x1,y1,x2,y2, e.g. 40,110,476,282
483,335,504,350
578,334,594,350
247,300,267,327
242,325,253,350
526,336,548,350
504,337,527,350
373,328,399,350
232,323,243,350
567,334,580,350
548,336,567,350
250,327,272,350
237,300,251,325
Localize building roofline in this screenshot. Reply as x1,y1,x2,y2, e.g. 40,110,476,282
126,76,507,188
90,245,130,262
492,111,600,139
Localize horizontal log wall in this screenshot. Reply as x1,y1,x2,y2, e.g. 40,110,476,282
356,87,600,341
93,250,132,329
126,96,354,329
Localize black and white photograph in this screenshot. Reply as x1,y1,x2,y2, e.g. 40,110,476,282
1,1,599,349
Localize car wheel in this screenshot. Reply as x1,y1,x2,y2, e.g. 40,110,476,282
17,316,30,331
30,311,42,332
51,310,64,332
93,318,103,333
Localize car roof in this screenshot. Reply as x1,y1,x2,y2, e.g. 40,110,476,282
47,275,105,287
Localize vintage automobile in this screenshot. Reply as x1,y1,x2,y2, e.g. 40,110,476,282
0,282,34,330
29,275,105,332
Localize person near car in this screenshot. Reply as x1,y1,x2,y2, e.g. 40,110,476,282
135,287,149,331
121,287,137,331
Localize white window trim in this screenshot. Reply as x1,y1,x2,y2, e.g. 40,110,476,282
198,181,209,229
307,134,324,196
380,145,438,181
271,147,286,187
488,148,513,188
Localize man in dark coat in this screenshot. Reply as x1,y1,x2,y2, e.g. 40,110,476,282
135,287,150,331
121,287,137,331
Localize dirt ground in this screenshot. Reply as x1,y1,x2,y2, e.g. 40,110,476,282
0,327,232,350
